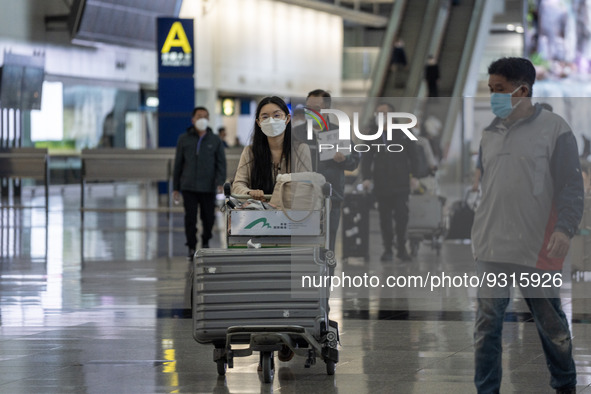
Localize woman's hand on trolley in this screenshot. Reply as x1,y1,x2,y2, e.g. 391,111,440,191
248,189,267,201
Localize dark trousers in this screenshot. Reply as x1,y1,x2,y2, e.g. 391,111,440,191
376,192,409,252
182,191,216,250
427,82,439,97
474,261,576,392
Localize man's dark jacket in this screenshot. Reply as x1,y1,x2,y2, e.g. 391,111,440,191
173,127,226,193
361,128,419,196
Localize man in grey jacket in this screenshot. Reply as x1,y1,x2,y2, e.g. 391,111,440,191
473,57,583,394
173,106,226,259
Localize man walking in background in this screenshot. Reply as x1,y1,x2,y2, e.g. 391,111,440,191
173,106,226,260
362,102,418,263
294,89,360,252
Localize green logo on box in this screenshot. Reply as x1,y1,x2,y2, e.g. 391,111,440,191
245,218,272,229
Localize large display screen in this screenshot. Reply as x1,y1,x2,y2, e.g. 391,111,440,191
526,0,591,79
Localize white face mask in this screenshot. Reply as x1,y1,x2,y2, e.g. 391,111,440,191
195,118,208,131
260,118,287,137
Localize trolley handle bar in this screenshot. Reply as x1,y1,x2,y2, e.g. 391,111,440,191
223,182,271,200
231,193,272,200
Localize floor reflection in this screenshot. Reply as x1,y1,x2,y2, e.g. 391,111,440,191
1,184,591,393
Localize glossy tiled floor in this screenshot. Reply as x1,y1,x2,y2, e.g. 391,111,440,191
1,184,591,393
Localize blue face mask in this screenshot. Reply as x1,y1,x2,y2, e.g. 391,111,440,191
490,85,523,119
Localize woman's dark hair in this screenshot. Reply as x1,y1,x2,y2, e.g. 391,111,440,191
250,96,292,194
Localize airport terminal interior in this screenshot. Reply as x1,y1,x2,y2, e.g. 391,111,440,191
2,185,591,393
3,0,591,393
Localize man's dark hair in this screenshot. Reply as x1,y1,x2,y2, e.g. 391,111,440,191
488,57,536,97
192,106,209,117
307,89,331,108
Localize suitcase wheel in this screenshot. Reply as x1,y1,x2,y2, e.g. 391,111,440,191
326,359,336,375
261,351,274,383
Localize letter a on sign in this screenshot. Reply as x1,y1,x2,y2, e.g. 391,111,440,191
161,22,192,54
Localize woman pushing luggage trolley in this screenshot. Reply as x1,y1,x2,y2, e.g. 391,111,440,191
192,96,339,383
191,179,339,383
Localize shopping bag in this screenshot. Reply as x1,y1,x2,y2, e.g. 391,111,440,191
269,172,326,221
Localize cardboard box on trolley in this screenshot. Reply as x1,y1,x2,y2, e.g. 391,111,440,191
229,210,322,237
227,209,325,248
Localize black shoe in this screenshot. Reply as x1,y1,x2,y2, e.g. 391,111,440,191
556,386,576,394
380,251,393,262
397,251,412,262
187,248,196,261
202,243,209,249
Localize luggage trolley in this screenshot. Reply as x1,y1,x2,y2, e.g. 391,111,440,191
407,194,446,256
407,175,446,257
192,182,339,383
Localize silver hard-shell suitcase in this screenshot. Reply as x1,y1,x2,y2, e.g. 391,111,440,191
193,247,329,343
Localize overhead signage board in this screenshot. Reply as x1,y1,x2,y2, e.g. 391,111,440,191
157,17,194,75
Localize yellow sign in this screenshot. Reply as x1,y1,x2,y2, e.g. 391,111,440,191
161,21,192,54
